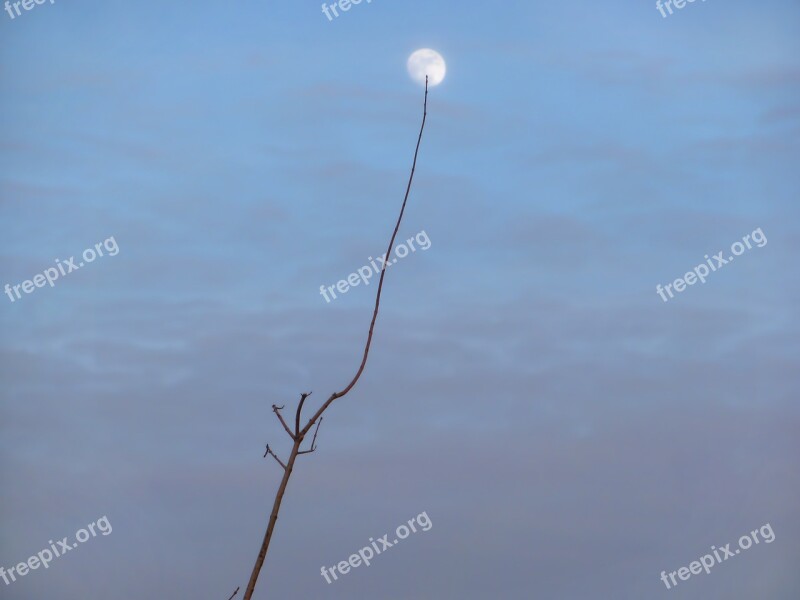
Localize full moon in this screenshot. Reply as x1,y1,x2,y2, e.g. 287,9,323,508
407,49,446,87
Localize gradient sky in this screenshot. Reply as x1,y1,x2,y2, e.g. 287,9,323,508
1,1,799,598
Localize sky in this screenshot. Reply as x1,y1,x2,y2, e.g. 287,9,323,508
1,0,799,598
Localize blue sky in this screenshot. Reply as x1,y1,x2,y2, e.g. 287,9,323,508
1,1,799,598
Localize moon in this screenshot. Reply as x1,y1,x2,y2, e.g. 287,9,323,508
407,49,446,87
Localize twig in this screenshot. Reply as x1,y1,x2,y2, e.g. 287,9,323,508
272,404,295,440
295,392,311,436
263,445,287,470
298,417,323,455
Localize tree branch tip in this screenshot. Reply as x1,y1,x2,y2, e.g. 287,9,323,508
273,404,296,439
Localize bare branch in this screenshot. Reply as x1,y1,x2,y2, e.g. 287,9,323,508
227,587,240,600
301,78,429,437
263,444,287,470
272,404,295,440
298,417,323,455
295,392,311,436
309,416,322,449
242,79,430,600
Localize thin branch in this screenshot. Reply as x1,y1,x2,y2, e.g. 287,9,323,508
271,404,295,439
227,587,240,600
263,445,287,470
309,416,322,449
300,77,429,437
298,417,323,455
241,78,430,600
295,392,311,436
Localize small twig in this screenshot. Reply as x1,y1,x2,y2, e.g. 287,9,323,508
227,587,240,600
298,417,323,455
263,444,287,470
309,416,322,449
272,404,295,439
295,392,311,436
